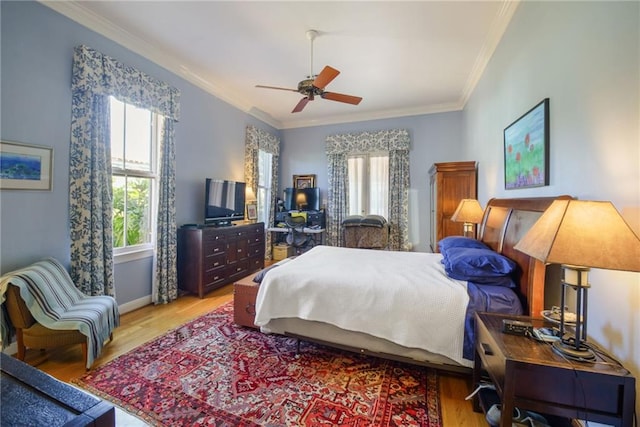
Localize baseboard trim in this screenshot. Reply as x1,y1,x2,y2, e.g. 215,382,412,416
118,295,152,315
1,296,151,355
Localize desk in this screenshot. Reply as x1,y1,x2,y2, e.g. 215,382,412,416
267,227,325,252
473,312,635,427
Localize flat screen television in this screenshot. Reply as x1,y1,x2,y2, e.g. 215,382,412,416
204,178,246,226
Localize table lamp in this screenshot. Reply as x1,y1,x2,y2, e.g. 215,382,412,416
296,192,308,211
514,199,640,361
451,199,484,238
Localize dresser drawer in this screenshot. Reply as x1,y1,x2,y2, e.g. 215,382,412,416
204,252,226,271
248,256,264,271
248,242,264,258
475,314,506,393
227,259,250,282
203,228,227,243
203,240,226,257
203,265,227,288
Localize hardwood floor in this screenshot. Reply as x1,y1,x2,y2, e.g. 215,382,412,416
18,284,486,426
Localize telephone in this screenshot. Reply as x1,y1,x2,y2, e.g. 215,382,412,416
531,327,561,343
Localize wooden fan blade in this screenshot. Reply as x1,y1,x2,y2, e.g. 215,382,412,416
313,66,340,90
322,92,363,105
255,84,299,92
292,97,310,113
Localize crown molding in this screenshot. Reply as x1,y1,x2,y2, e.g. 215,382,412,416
279,101,464,130
39,1,283,129
40,0,514,130
459,0,520,107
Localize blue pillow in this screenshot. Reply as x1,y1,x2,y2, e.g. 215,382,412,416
438,236,489,252
443,247,516,286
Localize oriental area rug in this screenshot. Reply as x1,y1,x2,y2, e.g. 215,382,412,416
73,302,442,427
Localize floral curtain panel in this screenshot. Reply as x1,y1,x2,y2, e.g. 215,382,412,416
244,125,280,259
326,129,411,250
70,45,181,300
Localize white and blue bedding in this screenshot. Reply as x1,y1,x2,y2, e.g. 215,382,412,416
255,243,522,367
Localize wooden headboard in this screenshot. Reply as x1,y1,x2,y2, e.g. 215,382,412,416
478,196,572,317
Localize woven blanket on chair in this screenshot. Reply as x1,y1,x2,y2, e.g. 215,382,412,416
0,258,119,368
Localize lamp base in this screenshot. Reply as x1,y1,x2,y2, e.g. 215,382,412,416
552,339,596,361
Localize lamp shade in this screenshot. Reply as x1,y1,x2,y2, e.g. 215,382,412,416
514,199,640,272
451,199,484,224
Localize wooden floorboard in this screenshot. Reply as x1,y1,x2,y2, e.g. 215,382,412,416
17,283,486,426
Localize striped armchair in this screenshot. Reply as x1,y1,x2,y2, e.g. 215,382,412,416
0,258,119,369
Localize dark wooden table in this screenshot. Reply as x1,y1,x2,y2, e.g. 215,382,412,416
1,353,115,426
473,312,636,427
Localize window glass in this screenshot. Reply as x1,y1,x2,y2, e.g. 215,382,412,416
110,97,158,252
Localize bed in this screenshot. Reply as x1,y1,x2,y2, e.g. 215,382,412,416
254,196,571,373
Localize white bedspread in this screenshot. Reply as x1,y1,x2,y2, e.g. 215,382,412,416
254,245,470,366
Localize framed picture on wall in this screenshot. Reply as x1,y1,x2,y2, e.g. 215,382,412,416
246,203,257,220
503,98,550,189
0,140,53,191
293,174,315,189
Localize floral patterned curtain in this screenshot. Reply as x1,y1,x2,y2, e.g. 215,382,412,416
244,125,280,259
325,129,411,250
70,45,181,299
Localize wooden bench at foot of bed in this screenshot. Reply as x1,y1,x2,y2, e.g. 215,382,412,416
233,272,260,329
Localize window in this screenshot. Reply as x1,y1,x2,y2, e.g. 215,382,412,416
347,152,389,216
256,149,273,224
109,97,161,255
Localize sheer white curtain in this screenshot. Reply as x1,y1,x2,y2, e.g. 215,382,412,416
369,154,389,216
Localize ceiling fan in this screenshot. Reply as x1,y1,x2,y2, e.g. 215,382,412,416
256,30,363,113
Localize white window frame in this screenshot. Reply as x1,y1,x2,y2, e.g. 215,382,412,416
110,97,160,263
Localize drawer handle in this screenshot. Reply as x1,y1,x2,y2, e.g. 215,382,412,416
481,343,493,356
213,275,220,280
236,267,242,272
245,303,256,316
213,248,220,253
213,262,220,267
237,249,242,253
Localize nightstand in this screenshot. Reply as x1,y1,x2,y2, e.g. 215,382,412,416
473,312,636,427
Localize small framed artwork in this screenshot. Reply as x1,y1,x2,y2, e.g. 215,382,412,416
503,98,550,189
293,174,315,189
246,203,257,220
0,140,53,190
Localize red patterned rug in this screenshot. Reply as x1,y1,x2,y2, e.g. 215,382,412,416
74,302,442,426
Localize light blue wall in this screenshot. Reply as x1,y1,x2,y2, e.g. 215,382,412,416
3,6,637,398
280,112,465,252
0,2,278,305
463,1,640,416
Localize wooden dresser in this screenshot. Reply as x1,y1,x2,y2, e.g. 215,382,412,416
177,222,265,298
429,161,477,252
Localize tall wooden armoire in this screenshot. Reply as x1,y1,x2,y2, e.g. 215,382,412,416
429,161,478,252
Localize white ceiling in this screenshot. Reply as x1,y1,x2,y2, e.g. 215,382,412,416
43,1,519,129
